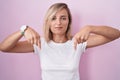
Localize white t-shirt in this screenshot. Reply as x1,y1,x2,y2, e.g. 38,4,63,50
33,38,87,80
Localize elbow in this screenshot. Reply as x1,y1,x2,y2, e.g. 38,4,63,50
111,30,120,41
0,44,10,52
0,47,9,52
119,30,120,38
115,30,120,39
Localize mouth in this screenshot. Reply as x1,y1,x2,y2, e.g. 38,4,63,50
54,27,63,29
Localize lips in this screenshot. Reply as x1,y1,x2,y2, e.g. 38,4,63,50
54,27,63,29
55,26,62,28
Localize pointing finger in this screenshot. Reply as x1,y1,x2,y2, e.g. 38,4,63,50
74,38,78,50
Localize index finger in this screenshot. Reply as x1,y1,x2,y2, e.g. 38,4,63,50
74,38,78,50
37,39,41,49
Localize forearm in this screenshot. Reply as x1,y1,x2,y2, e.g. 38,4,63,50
0,31,23,51
88,25,120,40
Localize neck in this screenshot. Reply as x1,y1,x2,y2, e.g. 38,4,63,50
52,34,68,43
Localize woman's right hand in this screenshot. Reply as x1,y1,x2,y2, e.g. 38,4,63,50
24,27,41,48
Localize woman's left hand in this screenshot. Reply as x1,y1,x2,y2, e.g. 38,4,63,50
73,26,91,49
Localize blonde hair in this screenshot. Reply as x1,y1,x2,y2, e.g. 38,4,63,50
43,3,72,42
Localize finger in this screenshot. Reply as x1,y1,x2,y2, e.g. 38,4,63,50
84,35,88,41
33,38,38,46
30,37,34,45
30,40,34,45
81,36,87,43
80,36,84,43
74,39,78,50
33,35,41,48
86,33,90,40
75,35,81,43
37,36,41,49
37,39,41,49
27,39,31,44
31,32,38,45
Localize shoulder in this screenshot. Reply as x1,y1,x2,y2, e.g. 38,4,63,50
71,38,87,52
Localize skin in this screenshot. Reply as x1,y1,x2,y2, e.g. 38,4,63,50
50,9,69,43
0,8,120,53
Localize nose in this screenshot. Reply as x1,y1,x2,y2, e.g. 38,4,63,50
56,18,61,25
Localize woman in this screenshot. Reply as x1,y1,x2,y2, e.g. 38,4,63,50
0,3,120,80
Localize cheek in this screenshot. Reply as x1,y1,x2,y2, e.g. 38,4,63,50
49,23,54,31
50,26,53,32
64,21,69,29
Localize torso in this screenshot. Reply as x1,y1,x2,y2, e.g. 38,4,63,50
33,38,87,80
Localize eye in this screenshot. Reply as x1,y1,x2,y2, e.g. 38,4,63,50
61,17,67,20
51,17,56,21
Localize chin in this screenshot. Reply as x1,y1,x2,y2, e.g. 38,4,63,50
53,32,65,35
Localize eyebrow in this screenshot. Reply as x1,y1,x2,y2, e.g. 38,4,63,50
53,15,68,18
61,15,67,17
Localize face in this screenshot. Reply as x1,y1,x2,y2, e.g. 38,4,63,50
50,8,69,36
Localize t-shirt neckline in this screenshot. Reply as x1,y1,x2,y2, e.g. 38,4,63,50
49,40,71,46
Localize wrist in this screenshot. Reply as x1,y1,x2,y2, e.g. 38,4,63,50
20,25,28,35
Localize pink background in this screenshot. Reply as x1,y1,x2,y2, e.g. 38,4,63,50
0,0,120,80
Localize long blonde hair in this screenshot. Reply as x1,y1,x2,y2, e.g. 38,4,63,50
43,3,72,42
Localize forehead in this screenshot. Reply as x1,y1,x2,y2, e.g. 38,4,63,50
55,8,68,17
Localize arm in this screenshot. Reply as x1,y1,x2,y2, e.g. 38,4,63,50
0,26,40,53
73,25,120,48
86,25,120,48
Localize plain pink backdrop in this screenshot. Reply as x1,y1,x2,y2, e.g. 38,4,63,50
0,0,120,80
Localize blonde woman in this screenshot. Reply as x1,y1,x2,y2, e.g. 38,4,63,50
0,3,120,80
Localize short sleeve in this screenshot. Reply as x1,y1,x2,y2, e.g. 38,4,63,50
81,42,87,53
33,44,40,54
33,37,45,55
77,42,87,53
